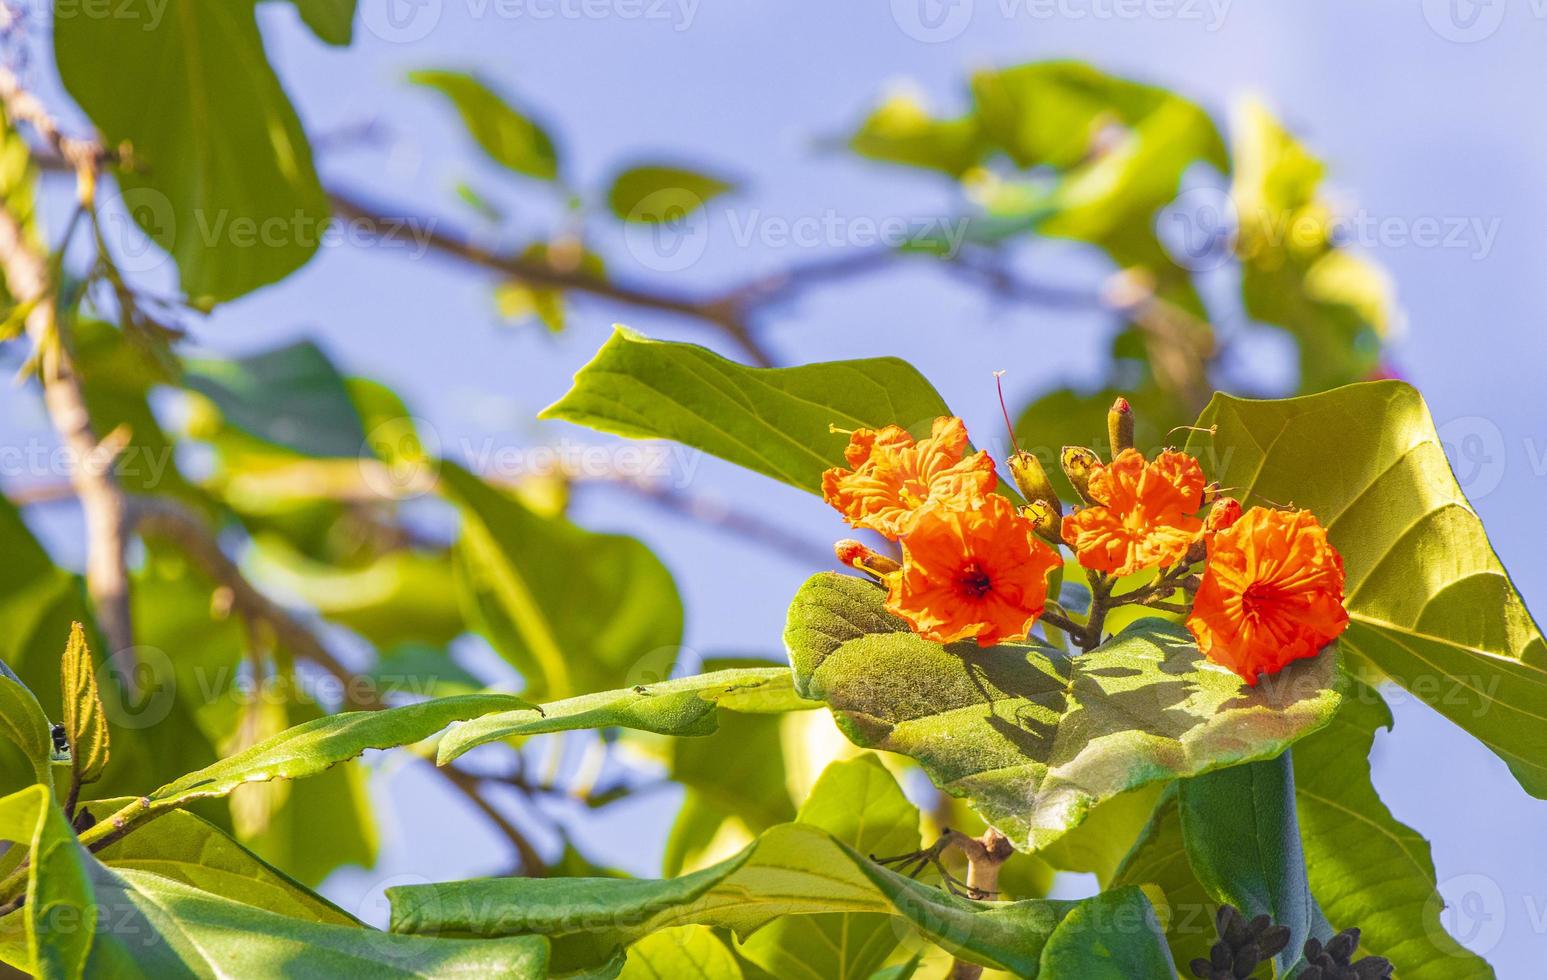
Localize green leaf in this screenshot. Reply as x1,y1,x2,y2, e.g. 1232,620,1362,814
409,70,559,181
0,784,93,979
55,0,328,302
1186,381,1547,796
738,756,919,980
1293,684,1495,978
88,798,359,925
1034,783,1166,884
286,0,355,44
1037,886,1178,979
60,623,109,786
541,327,953,494
135,694,527,819
437,666,811,763
389,820,1171,977
13,863,550,977
184,340,369,458
0,669,51,787
1178,752,1311,975
786,572,1342,851
440,461,684,700
606,165,734,222
619,927,742,980
849,92,988,177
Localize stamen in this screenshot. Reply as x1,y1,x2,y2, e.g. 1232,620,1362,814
994,371,1023,457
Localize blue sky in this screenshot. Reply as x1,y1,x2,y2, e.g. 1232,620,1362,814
7,0,1547,972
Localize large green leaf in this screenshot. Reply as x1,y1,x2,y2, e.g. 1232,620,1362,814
55,0,327,302
184,340,368,458
440,461,684,700
0,861,549,978
1110,787,1215,970
1293,685,1494,978
437,666,812,763
113,694,526,826
1187,381,1547,795
1178,753,1311,975
541,327,953,494
786,572,1342,851
88,800,359,925
619,927,741,979
0,785,93,979
0,670,51,787
389,820,1172,977
409,70,559,181
737,756,919,980
285,0,355,44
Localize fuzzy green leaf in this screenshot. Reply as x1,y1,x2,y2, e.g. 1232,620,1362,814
1187,381,1547,796
0,668,51,787
541,327,953,493
0,784,93,979
438,666,813,764
618,927,742,979
786,572,1342,851
60,623,109,787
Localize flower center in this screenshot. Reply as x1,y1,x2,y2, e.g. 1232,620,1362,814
1242,583,1281,616
956,562,993,599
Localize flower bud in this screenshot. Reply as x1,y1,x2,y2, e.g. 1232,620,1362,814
1008,451,1061,517
1023,499,1064,546
1060,446,1101,505
1108,396,1135,458
834,539,901,580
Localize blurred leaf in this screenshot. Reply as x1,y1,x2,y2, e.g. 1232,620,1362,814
60,622,110,786
1293,685,1495,978
438,666,809,763
90,798,360,924
1187,382,1547,796
849,91,987,177
55,0,327,302
495,242,605,333
0,784,92,979
389,821,1173,976
1178,752,1311,975
251,540,465,649
368,643,484,700
606,165,733,222
1231,99,1391,391
410,70,559,181
440,461,683,700
0,669,51,787
542,327,953,494
140,694,527,817
619,926,742,979
285,0,355,44
738,756,919,980
1035,783,1165,884
0,860,549,977
184,339,368,458
786,572,1342,851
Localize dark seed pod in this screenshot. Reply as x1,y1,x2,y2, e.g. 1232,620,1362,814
1232,945,1260,978
1259,925,1291,958
1189,957,1214,980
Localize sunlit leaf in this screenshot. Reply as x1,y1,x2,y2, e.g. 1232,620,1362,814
619,926,741,979
607,165,734,222
1187,381,1547,796
409,70,559,180
542,327,953,493
0,784,92,979
786,572,1342,851
55,0,327,302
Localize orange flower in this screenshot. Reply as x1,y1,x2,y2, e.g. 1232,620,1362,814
1186,506,1349,685
887,492,1062,646
822,417,997,539
1061,448,1207,576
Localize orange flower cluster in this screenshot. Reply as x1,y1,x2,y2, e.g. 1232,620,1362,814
823,418,1059,646
822,401,1351,687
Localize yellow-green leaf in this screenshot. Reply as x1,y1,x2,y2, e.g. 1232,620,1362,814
60,623,109,787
